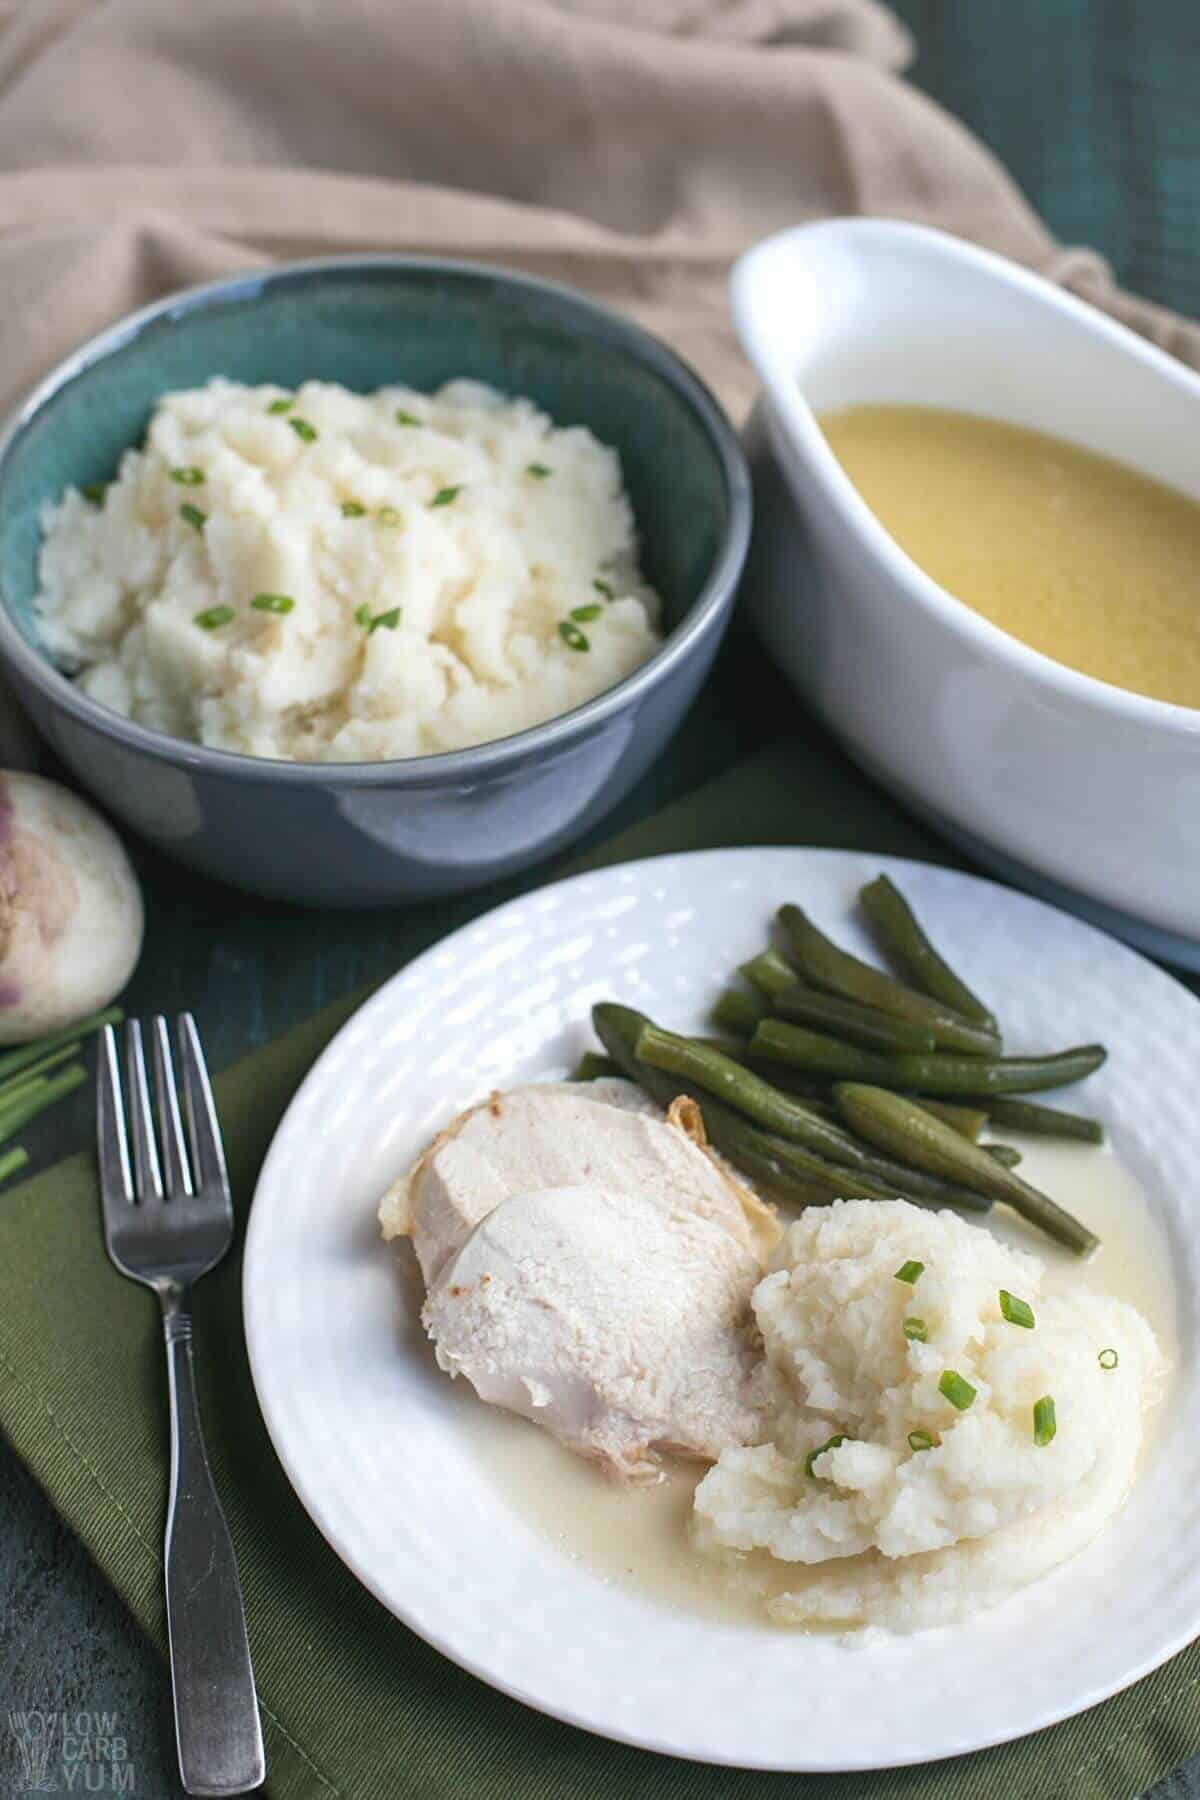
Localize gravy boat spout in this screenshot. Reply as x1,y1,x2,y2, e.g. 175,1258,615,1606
732,218,1200,962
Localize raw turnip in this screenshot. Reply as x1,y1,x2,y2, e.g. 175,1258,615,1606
0,773,143,1044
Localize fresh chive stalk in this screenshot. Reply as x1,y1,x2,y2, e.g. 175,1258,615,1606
0,1009,121,1086
999,1289,1036,1329
251,593,295,615
0,1065,87,1147
558,621,590,652
430,485,461,508
938,1370,976,1411
570,604,603,622
267,397,294,414
195,606,235,631
806,1434,847,1479
0,1041,80,1100
1033,1396,1057,1446
0,1145,29,1186
288,418,317,443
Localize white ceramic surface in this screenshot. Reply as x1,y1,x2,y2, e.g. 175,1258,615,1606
244,848,1200,1773
731,219,1200,951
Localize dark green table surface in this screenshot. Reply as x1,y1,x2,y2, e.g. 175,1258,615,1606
3,5,1200,1795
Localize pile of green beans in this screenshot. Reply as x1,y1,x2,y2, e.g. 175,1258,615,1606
585,875,1108,1255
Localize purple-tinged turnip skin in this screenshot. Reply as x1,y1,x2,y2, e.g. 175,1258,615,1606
0,773,143,1043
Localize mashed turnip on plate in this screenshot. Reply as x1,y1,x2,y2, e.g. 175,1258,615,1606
693,1200,1163,1633
35,379,663,762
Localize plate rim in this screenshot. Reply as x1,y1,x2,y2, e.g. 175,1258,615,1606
243,845,1200,1771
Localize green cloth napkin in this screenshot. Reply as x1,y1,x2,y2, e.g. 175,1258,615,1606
0,737,1196,1800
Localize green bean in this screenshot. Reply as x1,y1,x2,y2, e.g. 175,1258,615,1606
985,1144,1022,1168
710,986,768,1038
777,905,1002,1055
774,986,937,1054
593,1006,990,1215
986,1097,1105,1144
751,1019,1106,1097
740,948,804,1000
912,1100,988,1141
571,1052,622,1082
859,875,997,1030
833,1083,1097,1254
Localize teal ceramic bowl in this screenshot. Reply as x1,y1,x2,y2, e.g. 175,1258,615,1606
0,259,749,905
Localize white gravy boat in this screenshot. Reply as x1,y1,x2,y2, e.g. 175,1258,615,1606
733,218,1200,964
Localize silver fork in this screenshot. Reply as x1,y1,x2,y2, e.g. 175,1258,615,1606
97,1015,266,1798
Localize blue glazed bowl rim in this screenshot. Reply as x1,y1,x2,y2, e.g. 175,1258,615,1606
0,254,751,787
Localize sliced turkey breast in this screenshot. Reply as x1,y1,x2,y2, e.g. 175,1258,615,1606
379,1078,780,1479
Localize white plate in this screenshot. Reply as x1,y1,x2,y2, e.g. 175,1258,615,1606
243,849,1200,1772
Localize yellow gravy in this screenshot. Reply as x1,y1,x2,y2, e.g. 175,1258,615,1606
818,404,1200,708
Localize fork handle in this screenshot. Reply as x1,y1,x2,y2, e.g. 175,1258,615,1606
163,1306,265,1796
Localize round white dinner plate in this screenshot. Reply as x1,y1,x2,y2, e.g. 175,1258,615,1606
243,849,1200,1771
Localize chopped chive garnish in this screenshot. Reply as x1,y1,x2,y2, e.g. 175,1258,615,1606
1033,1395,1056,1446
527,463,552,478
907,1429,936,1453
0,1145,29,1186
179,503,206,531
395,409,420,426
1098,1348,1119,1370
81,482,108,505
366,606,401,634
558,620,590,653
377,506,402,527
895,1260,924,1285
938,1369,976,1411
341,501,367,518
251,593,295,615
593,578,615,599
430,485,462,508
170,466,205,486
355,603,371,627
268,397,294,414
570,603,603,623
903,1317,927,1342
194,605,235,631
288,417,317,443
999,1289,1036,1329
805,1433,848,1479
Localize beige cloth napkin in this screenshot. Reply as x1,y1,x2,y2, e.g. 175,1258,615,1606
0,0,1197,426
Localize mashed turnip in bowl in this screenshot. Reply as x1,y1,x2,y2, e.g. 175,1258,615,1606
35,379,663,762
693,1200,1163,1633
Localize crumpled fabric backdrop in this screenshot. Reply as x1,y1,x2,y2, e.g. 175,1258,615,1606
0,0,1198,431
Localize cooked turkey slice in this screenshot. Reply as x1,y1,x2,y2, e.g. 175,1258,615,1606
380,1079,778,1286
425,1183,766,1479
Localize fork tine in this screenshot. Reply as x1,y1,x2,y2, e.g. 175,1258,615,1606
124,1020,163,1203
96,1025,134,1227
152,1016,192,1198
176,1014,229,1202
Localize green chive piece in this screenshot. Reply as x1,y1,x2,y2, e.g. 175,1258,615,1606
907,1429,936,1453
593,578,615,599
805,1433,848,1479
395,409,420,426
527,463,552,478
1033,1395,1057,1446
0,1065,86,1148
0,1041,79,1103
251,593,295,615
895,1260,924,1285
0,1144,29,1186
81,482,108,505
268,397,294,414
938,1369,976,1411
170,466,205,486
430,485,461,508
179,503,206,531
903,1317,927,1342
355,603,372,627
570,604,603,623
341,501,367,518
0,1007,121,1086
1098,1348,1119,1370
377,506,402,527
0,1075,48,1120
558,620,590,653
367,607,401,634
195,605,235,631
999,1289,1036,1330
289,417,317,443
